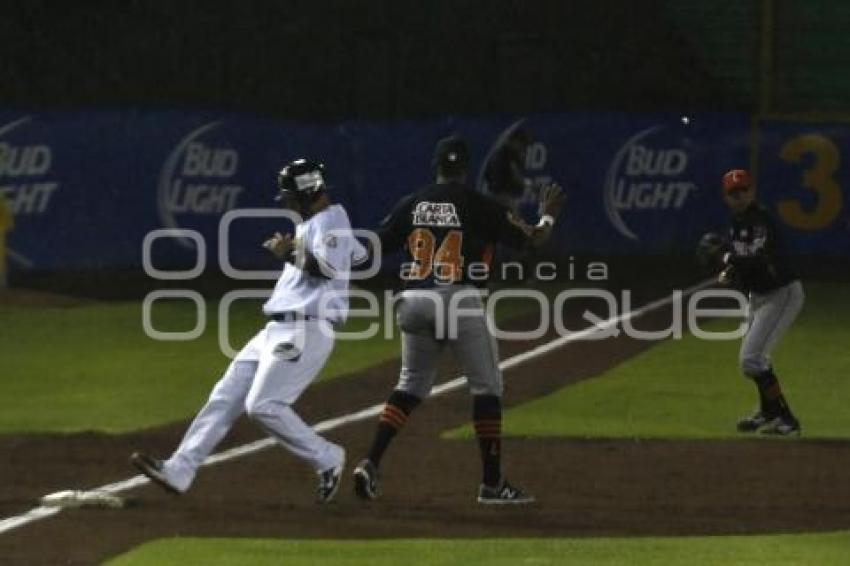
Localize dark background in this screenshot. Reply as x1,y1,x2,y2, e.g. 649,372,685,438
4,0,850,296
3,0,848,120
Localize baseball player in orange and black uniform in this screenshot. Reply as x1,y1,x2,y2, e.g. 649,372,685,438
352,134,564,504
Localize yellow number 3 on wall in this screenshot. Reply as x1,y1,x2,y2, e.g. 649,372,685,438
777,133,843,231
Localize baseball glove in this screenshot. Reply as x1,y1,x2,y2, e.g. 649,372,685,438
717,264,737,287
696,232,727,268
538,181,565,218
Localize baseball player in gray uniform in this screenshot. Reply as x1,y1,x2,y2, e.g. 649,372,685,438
703,169,803,435
352,135,564,504
132,159,367,502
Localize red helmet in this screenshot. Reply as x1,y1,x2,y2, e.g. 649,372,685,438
721,169,751,193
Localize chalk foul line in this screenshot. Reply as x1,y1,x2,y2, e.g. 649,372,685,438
0,280,711,535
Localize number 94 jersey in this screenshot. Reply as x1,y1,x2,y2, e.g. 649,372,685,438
376,181,530,289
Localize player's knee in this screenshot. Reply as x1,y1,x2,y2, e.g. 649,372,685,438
211,360,257,402
244,396,280,422
387,389,423,413
243,398,263,421
469,370,503,397
739,354,767,378
470,382,503,397
396,371,433,399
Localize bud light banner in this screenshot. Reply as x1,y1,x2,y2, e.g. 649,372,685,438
479,113,750,254
0,112,350,271
1,110,844,274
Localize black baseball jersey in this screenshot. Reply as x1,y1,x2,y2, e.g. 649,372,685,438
727,202,798,294
377,181,529,288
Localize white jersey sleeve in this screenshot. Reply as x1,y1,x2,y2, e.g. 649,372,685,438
309,205,361,278
351,237,369,267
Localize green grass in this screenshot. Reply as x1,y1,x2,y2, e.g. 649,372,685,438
0,288,535,434
106,532,850,566
448,281,850,440
0,297,399,434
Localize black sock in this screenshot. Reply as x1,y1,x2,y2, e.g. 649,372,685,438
752,368,794,418
473,395,502,488
366,390,421,467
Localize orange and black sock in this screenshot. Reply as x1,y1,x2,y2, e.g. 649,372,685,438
473,394,502,488
366,390,421,466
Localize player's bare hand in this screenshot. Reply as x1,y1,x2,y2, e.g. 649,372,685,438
538,182,565,218
717,265,735,286
263,232,294,260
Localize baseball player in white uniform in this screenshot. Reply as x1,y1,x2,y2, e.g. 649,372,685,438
132,159,367,503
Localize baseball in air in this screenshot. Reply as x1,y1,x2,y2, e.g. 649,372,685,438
681,115,691,125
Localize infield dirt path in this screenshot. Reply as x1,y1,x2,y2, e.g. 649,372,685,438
2,284,850,565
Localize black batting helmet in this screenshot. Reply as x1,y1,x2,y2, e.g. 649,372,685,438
275,159,327,205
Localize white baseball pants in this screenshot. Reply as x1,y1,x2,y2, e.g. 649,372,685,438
162,319,342,491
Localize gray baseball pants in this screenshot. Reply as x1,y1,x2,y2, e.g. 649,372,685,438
394,286,503,398
739,280,804,377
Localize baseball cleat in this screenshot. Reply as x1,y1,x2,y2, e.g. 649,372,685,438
736,410,770,432
760,415,801,436
477,479,535,505
352,458,379,500
130,452,182,495
316,452,346,504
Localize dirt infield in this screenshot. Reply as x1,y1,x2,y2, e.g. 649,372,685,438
2,290,850,565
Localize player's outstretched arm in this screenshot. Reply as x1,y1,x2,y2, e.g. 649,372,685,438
530,181,565,246
696,231,734,284
263,232,294,259
500,181,565,248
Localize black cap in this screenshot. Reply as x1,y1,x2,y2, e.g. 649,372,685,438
433,134,470,174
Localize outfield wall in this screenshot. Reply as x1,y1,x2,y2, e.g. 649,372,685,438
1,110,848,275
